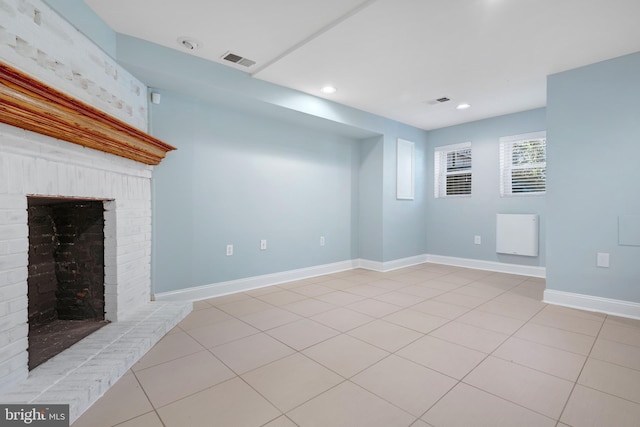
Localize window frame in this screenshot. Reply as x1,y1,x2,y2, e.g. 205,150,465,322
499,131,547,197
434,142,472,198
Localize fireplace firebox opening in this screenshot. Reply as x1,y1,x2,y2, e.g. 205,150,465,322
27,197,109,370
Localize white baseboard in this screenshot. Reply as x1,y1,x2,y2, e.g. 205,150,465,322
155,254,547,302
425,254,546,278
544,289,640,320
357,254,428,272
154,260,358,302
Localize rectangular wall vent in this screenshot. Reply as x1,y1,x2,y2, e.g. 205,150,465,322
426,97,452,106
222,52,256,68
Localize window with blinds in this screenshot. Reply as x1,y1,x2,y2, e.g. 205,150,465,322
434,142,472,198
499,132,546,196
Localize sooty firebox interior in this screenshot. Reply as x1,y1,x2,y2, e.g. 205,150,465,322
27,197,108,370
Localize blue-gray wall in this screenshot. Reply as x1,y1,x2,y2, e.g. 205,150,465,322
426,109,547,267
546,52,640,302
151,92,364,293
358,136,384,262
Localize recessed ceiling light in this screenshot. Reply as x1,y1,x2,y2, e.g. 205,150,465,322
177,37,201,51
456,103,471,110
321,85,337,94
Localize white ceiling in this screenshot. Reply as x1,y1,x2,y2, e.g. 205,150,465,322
85,0,640,130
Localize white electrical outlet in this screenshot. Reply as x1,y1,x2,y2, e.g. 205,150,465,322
226,244,233,256
597,252,610,268
474,235,481,245
320,236,325,246
260,239,267,250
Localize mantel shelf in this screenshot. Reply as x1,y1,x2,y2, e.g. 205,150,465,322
0,62,175,165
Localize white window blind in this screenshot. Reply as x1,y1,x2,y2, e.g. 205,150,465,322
499,132,546,196
434,142,472,198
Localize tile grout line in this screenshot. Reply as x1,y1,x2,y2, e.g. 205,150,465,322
211,269,454,424
415,274,556,423
128,370,168,427
554,313,608,425
413,275,545,424
188,299,347,424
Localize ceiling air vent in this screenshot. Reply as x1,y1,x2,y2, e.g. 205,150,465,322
425,96,452,106
222,52,256,68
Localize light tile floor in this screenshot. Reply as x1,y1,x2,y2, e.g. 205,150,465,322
72,263,640,427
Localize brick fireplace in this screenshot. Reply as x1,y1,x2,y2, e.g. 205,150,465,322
0,61,189,422
0,121,192,421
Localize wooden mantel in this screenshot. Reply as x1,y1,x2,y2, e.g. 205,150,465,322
0,62,175,165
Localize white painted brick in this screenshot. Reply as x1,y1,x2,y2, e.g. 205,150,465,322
35,360,89,377
117,261,150,279
0,194,27,210
8,238,27,255
0,122,27,142
117,233,146,247
0,338,27,365
8,295,27,314
0,156,7,194
44,160,59,196
0,267,27,287
116,250,147,266
34,157,53,194
0,353,28,391
0,311,26,334
55,376,109,404
117,208,151,218
0,210,26,225
0,253,28,270
2,0,148,130
0,390,33,403
0,224,28,240
103,284,119,296
117,241,149,264
103,262,117,280
0,323,27,348
104,294,118,321
6,155,24,194
20,155,36,193
117,241,148,255
116,199,150,211
104,240,117,258
120,217,152,229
